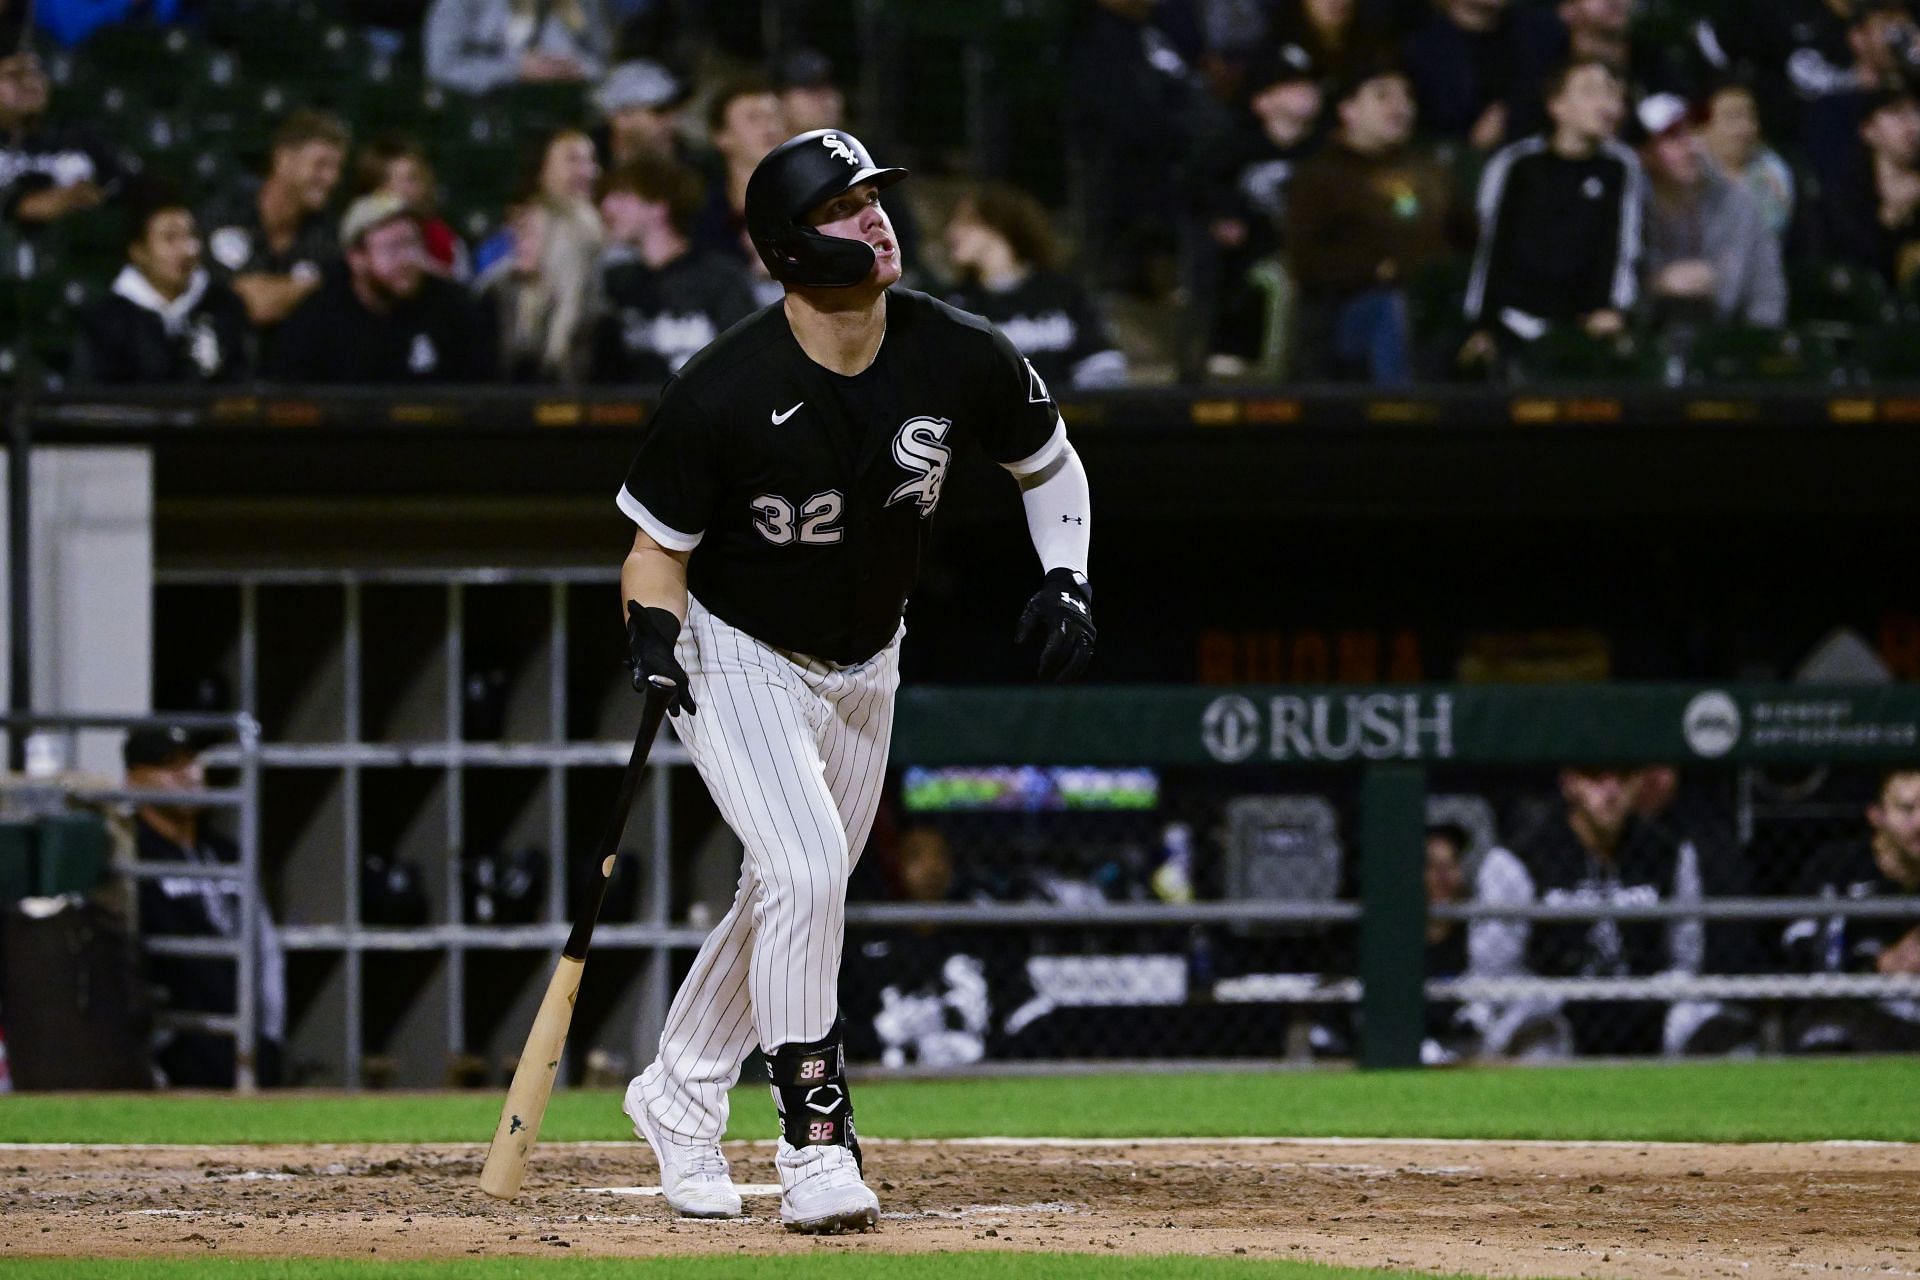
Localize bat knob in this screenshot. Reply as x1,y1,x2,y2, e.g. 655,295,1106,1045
646,675,677,692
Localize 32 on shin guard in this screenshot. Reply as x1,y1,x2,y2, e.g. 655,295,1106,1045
767,1030,862,1169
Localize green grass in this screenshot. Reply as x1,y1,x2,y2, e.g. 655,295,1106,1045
1,1059,1915,1145
0,1259,1430,1280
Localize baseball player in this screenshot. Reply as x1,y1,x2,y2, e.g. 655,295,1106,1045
616,128,1094,1233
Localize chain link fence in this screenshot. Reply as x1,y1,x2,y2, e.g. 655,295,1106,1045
830,688,1920,1070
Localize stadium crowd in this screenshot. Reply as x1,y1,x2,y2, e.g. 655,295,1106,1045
4,0,1920,387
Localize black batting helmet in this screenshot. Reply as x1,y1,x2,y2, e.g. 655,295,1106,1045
744,129,907,287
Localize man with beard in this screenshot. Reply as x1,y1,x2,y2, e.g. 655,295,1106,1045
591,155,756,384
1515,766,1708,1055
1783,769,1920,1052
73,183,254,383
267,193,495,382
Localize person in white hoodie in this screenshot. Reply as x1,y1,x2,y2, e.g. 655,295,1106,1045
72,182,254,384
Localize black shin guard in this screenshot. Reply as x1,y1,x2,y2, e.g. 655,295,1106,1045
767,1029,863,1171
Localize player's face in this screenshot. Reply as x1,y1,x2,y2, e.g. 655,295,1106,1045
1561,768,1639,842
808,182,901,286
352,216,427,300
131,208,203,296
1424,835,1465,906
1871,774,1920,863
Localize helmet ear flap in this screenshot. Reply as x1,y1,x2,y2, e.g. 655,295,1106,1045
774,224,878,288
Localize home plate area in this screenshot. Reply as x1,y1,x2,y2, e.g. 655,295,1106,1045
0,1138,1915,1276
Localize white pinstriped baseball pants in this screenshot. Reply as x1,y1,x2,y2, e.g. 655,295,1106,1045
632,595,901,1142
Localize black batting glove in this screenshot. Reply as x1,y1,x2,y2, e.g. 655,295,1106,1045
1015,568,1095,683
624,601,696,716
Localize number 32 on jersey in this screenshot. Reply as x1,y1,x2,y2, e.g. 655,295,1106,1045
750,416,953,546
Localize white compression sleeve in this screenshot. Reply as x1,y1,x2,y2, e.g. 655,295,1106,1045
1014,439,1091,575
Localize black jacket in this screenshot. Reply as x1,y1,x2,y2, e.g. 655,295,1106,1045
72,269,254,385
267,272,497,383
1466,137,1645,335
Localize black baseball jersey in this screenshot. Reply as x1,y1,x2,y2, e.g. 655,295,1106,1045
618,287,1065,664
942,270,1124,391
590,249,758,385
1783,839,1920,977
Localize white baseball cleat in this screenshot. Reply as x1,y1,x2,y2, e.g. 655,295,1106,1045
776,1140,880,1234
623,1079,742,1218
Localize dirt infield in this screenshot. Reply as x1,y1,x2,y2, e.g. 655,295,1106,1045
2,1138,1917,1277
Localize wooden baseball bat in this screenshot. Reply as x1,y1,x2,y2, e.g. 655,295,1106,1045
479,678,674,1200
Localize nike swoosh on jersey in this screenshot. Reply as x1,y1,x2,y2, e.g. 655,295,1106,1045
772,401,804,424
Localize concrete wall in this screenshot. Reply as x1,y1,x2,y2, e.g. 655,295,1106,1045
0,447,153,776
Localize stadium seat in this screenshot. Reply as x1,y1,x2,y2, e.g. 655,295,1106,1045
1509,326,1670,386
1686,326,1849,386
1853,321,1920,380
1790,260,1896,338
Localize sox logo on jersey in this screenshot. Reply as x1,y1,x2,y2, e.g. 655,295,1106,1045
887,416,952,518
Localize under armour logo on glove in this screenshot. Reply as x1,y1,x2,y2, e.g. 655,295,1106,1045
1017,568,1096,683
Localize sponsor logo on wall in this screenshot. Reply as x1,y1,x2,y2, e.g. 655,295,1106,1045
1202,693,1456,763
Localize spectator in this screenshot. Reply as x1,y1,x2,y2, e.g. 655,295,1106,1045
1698,82,1796,237
123,726,286,1088
1514,767,1709,1056
1556,0,1630,72
1065,0,1219,292
942,182,1127,390
475,126,603,382
268,193,496,382
31,0,188,48
771,47,845,135
350,133,469,281
1288,64,1467,384
72,182,252,384
202,109,348,331
690,76,786,267
1422,824,1574,1063
1637,93,1787,331
1782,768,1920,1053
1812,87,1920,288
1464,59,1641,359
1400,0,1565,151
591,59,689,171
1201,46,1324,372
1271,0,1396,84
589,156,755,384
424,0,610,96
0,49,123,227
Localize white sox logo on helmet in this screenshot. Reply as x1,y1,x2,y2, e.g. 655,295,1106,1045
821,134,860,166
